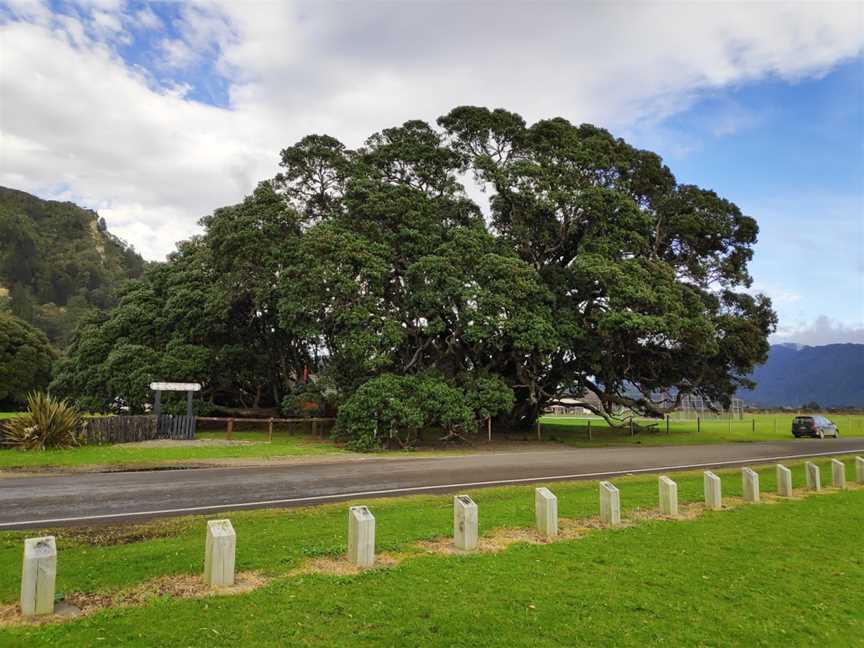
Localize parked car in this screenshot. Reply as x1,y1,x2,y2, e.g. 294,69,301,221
791,415,840,439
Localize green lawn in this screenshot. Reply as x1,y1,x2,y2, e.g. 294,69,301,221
0,428,343,470
539,412,864,446
1,456,862,646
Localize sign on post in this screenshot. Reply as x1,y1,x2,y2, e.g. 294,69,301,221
149,382,202,418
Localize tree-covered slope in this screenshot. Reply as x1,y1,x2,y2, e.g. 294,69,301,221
0,186,146,344
739,343,864,407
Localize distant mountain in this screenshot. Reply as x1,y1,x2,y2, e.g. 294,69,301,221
738,343,864,408
0,186,146,345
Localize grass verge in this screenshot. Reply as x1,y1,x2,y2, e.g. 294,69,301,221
0,429,343,471
0,455,862,646
539,412,864,446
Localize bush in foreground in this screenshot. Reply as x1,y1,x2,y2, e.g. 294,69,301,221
2,391,80,450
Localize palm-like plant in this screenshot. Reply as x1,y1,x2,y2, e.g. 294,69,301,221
3,392,80,450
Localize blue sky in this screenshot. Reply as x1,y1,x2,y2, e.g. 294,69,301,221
1,1,862,344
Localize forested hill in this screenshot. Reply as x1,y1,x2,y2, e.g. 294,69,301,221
0,186,146,345
739,343,864,408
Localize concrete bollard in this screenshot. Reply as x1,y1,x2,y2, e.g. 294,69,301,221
703,471,722,510
204,519,236,588
831,459,846,490
534,487,558,538
347,506,376,567
658,476,678,516
599,481,621,526
453,495,479,551
805,462,821,491
20,536,57,617
857,456,864,485
776,464,793,497
741,467,760,503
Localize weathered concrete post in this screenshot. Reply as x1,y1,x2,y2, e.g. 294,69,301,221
20,536,56,617
741,467,760,503
658,476,678,516
776,464,793,497
599,481,621,526
703,471,722,510
805,461,821,491
204,519,236,588
534,487,558,538
831,459,846,490
347,506,375,567
453,495,479,551
856,456,864,484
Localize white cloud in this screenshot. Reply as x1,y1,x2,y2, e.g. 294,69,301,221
133,7,161,30
0,1,862,262
772,316,864,346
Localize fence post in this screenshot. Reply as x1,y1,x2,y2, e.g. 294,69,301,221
630,418,634,436
268,418,273,443
487,417,492,442
666,415,670,435
537,420,542,441
697,417,701,434
752,418,755,434
226,418,234,441
587,419,592,441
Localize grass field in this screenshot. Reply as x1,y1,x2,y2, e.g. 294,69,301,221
0,428,343,470
539,412,864,446
1,412,862,471
0,456,861,646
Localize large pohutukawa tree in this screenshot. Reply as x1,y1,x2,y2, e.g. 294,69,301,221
437,107,776,425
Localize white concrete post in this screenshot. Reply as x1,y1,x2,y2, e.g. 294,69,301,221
347,506,375,567
805,461,821,491
599,481,621,526
204,519,236,588
831,459,846,490
658,476,678,516
453,495,479,551
741,467,760,503
20,536,56,617
703,471,722,510
856,456,864,485
534,487,558,538
776,464,793,497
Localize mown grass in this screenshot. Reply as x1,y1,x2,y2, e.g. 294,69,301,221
539,412,864,447
0,456,862,646
0,428,343,469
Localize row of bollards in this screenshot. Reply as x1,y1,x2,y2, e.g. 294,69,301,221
18,456,864,616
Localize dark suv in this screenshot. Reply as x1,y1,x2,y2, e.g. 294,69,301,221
792,415,840,439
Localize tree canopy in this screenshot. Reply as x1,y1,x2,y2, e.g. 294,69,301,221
52,107,776,446
0,312,55,407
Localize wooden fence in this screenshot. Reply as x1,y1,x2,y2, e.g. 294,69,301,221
79,415,196,445
196,416,336,440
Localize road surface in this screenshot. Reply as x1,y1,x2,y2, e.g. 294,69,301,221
2,438,862,529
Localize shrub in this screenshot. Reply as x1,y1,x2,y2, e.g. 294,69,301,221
2,392,80,450
335,373,513,451
281,382,329,417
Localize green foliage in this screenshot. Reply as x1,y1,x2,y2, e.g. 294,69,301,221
335,373,511,450
281,382,329,417
54,107,775,427
2,391,79,450
0,312,55,406
0,186,145,346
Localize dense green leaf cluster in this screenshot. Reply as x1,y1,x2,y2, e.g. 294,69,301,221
50,107,776,441
0,313,55,406
0,186,145,345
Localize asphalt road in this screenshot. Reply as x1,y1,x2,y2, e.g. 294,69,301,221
2,438,863,530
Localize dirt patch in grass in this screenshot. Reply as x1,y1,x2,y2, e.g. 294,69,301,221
122,439,256,448
290,553,403,577
0,571,268,628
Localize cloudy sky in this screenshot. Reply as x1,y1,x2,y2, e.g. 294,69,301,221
1,0,862,345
